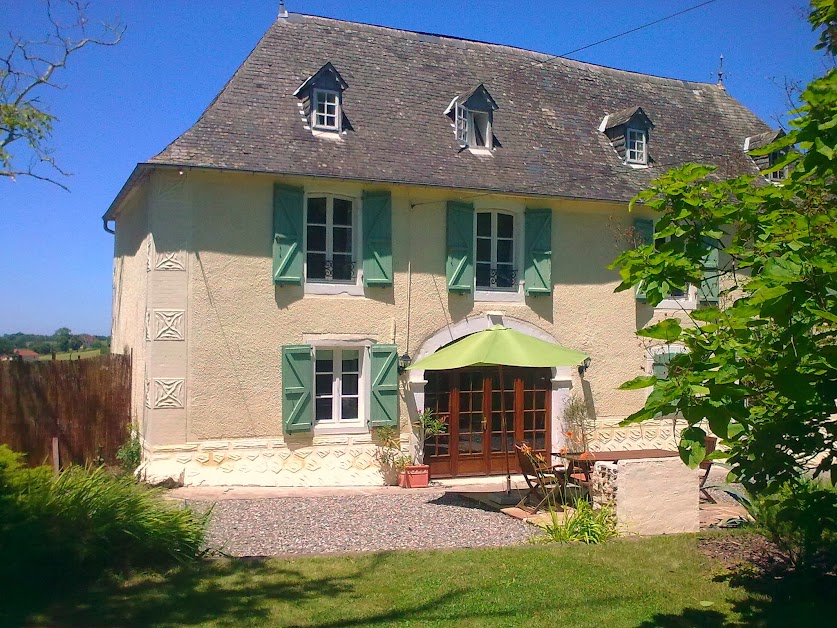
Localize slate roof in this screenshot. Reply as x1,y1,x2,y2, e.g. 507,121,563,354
745,129,784,151
138,12,772,207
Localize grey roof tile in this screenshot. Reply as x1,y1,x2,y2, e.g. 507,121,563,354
148,13,771,203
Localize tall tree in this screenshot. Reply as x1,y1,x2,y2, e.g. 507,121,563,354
1,0,124,189
610,3,837,494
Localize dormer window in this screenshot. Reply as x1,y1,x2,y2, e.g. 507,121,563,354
294,62,350,136
313,89,340,131
744,129,788,183
447,84,499,151
600,106,653,167
626,127,647,164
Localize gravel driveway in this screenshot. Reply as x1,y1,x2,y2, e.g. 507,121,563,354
192,490,536,557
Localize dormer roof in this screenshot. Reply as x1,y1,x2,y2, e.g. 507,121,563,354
600,106,654,132
292,61,348,97
744,128,784,152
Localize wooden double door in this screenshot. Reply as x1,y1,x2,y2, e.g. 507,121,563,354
423,367,552,478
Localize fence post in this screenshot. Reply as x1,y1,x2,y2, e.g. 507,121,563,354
51,436,60,476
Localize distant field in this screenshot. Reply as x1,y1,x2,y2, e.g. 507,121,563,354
37,349,104,361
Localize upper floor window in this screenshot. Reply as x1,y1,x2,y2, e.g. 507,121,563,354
767,151,789,182
476,210,516,289
293,62,349,137
744,129,788,183
626,128,648,164
600,106,653,167
447,83,499,151
306,195,356,283
313,89,340,131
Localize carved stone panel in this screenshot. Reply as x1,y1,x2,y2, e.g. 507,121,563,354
154,251,185,271
153,309,185,341
153,378,185,409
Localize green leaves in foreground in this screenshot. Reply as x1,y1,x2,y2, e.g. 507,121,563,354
612,15,837,494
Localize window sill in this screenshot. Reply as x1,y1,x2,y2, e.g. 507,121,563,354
313,424,369,436
305,281,365,297
474,288,524,303
654,297,698,311
467,147,494,157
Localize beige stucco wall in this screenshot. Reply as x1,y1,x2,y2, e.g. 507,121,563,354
115,167,692,486
111,183,149,437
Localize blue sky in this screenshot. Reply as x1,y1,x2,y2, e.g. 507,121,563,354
0,0,827,335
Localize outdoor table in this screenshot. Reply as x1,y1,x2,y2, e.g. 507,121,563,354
559,449,679,463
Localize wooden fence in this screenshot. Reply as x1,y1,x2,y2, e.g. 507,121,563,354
0,353,132,467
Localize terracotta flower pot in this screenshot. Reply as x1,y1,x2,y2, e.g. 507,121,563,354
402,464,430,488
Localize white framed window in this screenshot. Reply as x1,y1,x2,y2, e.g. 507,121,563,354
313,89,340,131
305,195,357,284
476,210,516,290
314,347,365,428
454,105,492,150
767,152,788,182
626,127,647,164
647,344,687,382
654,234,698,310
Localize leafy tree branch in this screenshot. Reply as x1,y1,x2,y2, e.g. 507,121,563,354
0,0,124,190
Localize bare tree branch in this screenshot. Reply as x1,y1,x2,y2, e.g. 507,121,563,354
0,0,124,190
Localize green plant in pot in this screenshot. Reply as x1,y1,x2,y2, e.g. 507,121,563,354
373,426,406,486
402,409,448,488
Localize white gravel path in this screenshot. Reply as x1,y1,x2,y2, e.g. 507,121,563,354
192,490,536,557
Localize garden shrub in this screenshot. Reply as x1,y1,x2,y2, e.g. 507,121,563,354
749,478,837,571
116,428,142,474
0,444,210,590
538,498,618,545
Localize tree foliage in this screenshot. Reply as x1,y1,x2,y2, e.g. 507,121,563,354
610,4,837,494
0,0,123,189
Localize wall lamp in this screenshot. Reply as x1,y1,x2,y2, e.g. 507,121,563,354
398,353,412,375
578,357,592,377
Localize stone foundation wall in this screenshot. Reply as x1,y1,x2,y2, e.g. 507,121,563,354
139,436,389,487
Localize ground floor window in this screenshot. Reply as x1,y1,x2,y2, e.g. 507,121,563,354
315,348,362,426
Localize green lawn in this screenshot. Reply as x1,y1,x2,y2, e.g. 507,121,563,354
11,533,834,627
37,349,103,361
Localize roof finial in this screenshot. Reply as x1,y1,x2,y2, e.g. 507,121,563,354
716,54,725,90
278,1,288,19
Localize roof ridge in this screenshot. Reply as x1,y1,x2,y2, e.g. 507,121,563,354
285,12,723,90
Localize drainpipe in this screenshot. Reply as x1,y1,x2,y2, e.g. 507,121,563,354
103,218,115,234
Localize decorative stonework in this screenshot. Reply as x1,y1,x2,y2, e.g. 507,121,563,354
591,418,686,451
144,380,151,408
152,378,185,409
145,309,151,341
155,251,185,271
153,310,185,341
146,238,153,272
140,438,387,487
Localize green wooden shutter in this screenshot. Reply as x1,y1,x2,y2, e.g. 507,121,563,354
362,190,393,286
273,184,304,284
370,344,399,428
652,351,676,380
446,201,474,293
698,241,720,303
633,218,654,302
282,344,313,433
524,208,552,295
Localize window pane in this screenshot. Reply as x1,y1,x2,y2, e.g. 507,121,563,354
307,225,326,252
316,351,333,371
497,213,514,238
476,237,491,263
316,374,333,394
307,253,326,280
316,398,333,421
331,254,353,281
333,199,352,225
476,212,491,237
333,227,352,253
496,239,513,263
342,374,359,396
476,263,491,288
496,264,515,288
307,197,327,224
342,397,359,421
342,350,359,372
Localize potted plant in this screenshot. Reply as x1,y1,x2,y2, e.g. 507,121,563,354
401,409,448,488
373,425,405,485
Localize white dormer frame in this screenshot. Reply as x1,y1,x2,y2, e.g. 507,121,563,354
455,103,468,147
313,88,341,132
626,127,648,165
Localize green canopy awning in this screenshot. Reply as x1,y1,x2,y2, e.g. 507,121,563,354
408,325,588,371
